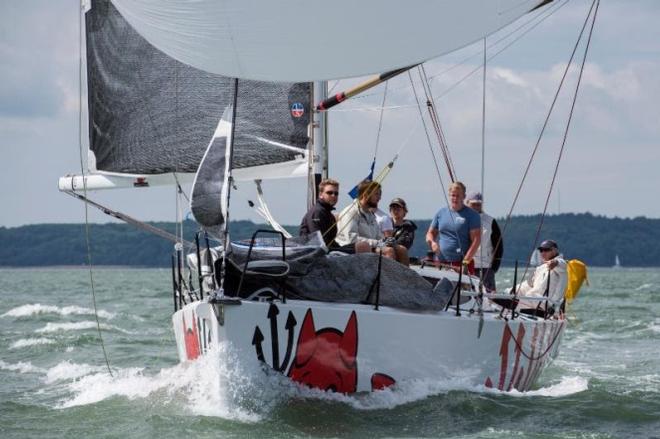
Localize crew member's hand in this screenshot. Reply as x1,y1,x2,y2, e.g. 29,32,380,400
546,259,558,270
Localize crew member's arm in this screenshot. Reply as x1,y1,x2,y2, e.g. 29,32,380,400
463,227,481,262
426,227,439,254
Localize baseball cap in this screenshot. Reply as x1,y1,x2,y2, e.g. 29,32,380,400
537,240,558,251
466,192,483,203
389,198,407,210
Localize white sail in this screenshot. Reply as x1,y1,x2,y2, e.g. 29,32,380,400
111,0,552,81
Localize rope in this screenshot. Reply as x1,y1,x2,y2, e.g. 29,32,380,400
508,320,566,362
418,65,457,181
492,0,599,280
77,3,112,377
525,0,600,276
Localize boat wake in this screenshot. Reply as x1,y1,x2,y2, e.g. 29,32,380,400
2,341,589,422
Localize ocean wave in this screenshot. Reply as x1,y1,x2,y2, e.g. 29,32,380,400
0,360,46,374
635,283,654,291
1,304,115,320
9,338,56,349
44,360,107,384
35,321,135,334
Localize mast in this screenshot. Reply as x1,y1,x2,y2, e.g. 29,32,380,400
311,81,328,202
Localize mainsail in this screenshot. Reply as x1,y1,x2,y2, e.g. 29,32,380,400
66,0,311,190
111,0,553,81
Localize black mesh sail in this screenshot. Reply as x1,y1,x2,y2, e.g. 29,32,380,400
86,0,311,175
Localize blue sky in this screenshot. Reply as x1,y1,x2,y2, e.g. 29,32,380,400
1,0,659,227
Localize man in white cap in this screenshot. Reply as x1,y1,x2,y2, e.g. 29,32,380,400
465,191,503,292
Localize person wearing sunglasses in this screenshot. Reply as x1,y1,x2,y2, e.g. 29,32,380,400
299,178,342,248
513,239,567,316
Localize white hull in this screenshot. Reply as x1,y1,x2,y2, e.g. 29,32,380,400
173,298,566,393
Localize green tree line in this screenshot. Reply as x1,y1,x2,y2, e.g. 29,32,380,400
1,213,658,267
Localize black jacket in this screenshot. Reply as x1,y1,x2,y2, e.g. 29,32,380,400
490,218,503,272
299,199,337,246
393,220,417,249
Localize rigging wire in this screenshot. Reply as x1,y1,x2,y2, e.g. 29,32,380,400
372,81,389,163
525,0,601,276
332,0,569,111
418,65,457,181
77,2,112,377
479,36,487,287
492,0,600,280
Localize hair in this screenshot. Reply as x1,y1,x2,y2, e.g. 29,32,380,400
357,180,381,199
448,181,466,195
318,178,339,193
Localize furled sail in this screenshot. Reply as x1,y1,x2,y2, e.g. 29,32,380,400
83,0,311,179
190,105,234,237
111,0,553,82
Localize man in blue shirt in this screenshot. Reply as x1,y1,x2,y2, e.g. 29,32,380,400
425,181,481,274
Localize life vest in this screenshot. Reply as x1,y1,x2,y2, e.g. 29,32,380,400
564,259,588,303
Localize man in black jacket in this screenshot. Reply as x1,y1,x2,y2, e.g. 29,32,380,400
299,178,341,248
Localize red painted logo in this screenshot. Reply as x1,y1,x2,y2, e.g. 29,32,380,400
182,312,201,360
287,309,358,393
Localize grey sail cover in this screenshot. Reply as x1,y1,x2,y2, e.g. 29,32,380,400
86,0,311,175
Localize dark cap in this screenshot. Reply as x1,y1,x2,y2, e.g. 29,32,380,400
538,239,558,251
389,197,407,210
466,192,483,203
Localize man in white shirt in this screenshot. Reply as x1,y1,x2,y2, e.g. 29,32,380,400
336,180,408,264
465,192,503,292
515,239,567,316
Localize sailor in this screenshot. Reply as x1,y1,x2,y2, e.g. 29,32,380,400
514,239,567,316
465,192,503,292
299,178,342,248
426,181,481,274
335,180,409,264
388,197,417,250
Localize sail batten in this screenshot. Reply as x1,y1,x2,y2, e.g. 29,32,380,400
111,0,553,82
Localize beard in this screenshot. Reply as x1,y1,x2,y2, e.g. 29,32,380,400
366,200,378,209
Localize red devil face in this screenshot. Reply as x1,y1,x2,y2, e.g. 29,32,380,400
183,312,201,360
287,310,358,393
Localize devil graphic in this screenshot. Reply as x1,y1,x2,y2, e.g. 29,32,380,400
287,309,359,393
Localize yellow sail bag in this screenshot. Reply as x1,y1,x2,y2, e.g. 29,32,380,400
565,259,588,303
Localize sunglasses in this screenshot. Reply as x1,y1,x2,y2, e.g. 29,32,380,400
539,248,554,252
324,191,339,196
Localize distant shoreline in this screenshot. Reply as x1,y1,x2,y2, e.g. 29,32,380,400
2,214,660,267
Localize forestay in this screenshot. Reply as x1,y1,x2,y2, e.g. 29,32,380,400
111,0,552,81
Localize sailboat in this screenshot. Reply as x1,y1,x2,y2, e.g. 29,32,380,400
613,255,622,269
59,0,590,393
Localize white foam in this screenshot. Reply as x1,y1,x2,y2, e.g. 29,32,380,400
635,283,654,291
0,360,46,374
1,304,115,319
35,321,134,334
497,375,589,397
9,337,56,349
55,345,266,423
44,360,108,384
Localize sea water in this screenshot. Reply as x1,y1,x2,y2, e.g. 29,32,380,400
0,267,658,438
